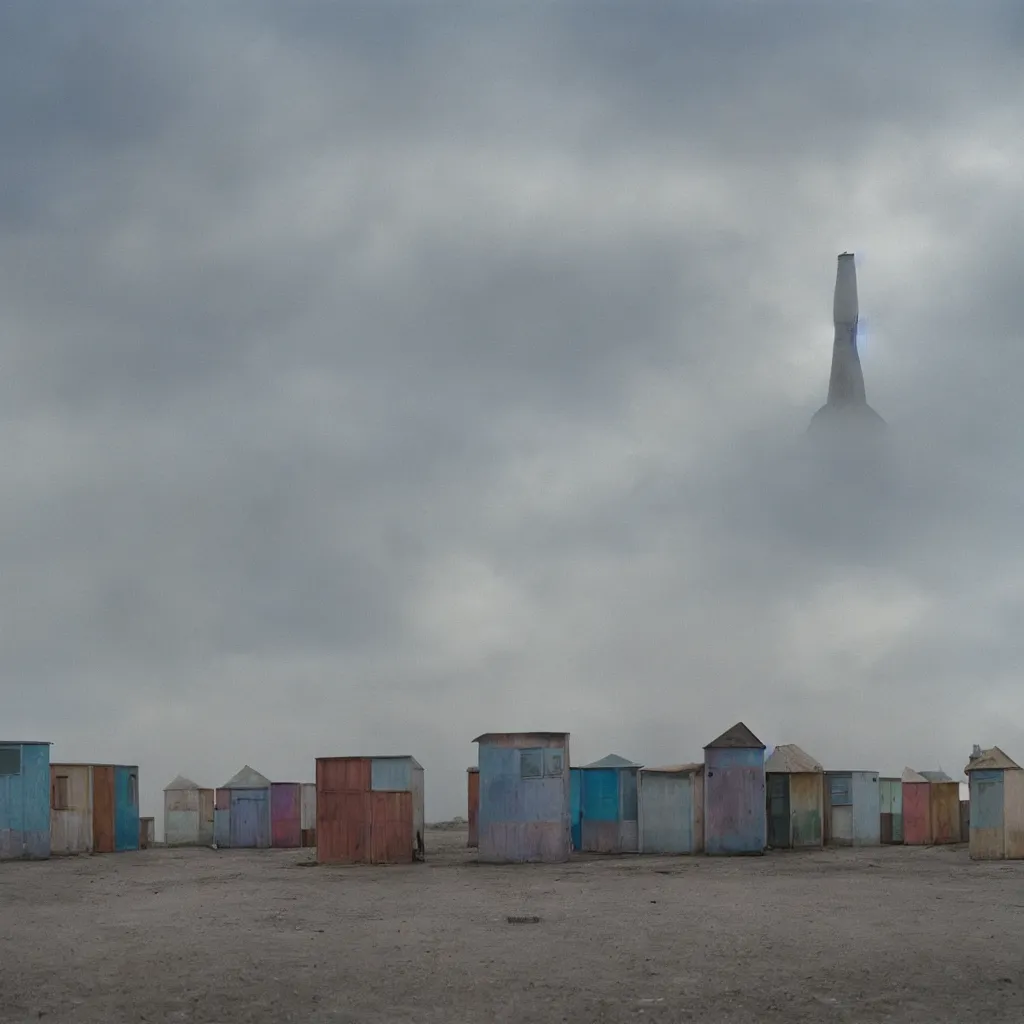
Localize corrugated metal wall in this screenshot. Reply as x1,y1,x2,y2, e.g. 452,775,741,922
902,781,931,845
51,764,93,855
229,789,271,848
789,773,824,848
271,782,302,848
477,738,571,864
165,783,201,846
198,789,215,846
115,766,140,852
300,783,316,847
638,771,699,854
213,788,230,847
850,772,881,846
0,744,51,860
316,757,418,865
467,769,479,848
704,747,765,855
92,766,116,854
929,782,961,844
879,778,903,844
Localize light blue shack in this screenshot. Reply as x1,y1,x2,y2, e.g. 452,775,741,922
0,741,51,860
824,770,881,846
579,754,641,853
475,732,571,863
215,765,272,849
703,722,767,856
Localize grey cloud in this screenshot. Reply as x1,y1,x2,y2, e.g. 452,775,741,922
2,2,1022,824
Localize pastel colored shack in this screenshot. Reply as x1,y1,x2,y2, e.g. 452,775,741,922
316,755,425,865
878,777,904,844
214,765,272,849
163,775,214,847
703,722,766,855
0,741,51,860
271,782,303,849
474,732,571,863
964,746,1024,860
579,754,641,854
764,744,824,849
50,763,140,855
823,770,880,846
637,763,704,855
901,768,962,846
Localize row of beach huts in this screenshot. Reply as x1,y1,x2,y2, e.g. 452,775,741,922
1,725,1021,864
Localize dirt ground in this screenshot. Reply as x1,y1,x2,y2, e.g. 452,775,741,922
1,830,1022,1023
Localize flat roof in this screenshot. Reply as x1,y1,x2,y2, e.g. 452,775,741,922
315,755,423,769
0,740,52,746
473,732,569,743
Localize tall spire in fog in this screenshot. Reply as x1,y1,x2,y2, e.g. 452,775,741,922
810,252,884,430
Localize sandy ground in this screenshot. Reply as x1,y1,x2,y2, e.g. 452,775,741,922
1,830,1022,1023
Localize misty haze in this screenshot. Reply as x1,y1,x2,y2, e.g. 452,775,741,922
2,3,1024,1021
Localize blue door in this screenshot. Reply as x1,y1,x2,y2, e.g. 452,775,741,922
230,790,269,848
114,766,140,851
570,769,581,850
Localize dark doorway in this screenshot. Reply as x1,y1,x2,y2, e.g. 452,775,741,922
767,773,791,849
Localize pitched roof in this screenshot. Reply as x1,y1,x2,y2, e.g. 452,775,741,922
164,774,201,792
764,744,823,774
221,765,272,789
901,767,928,783
704,722,765,750
640,762,703,774
964,746,1021,772
582,753,640,769
917,770,953,783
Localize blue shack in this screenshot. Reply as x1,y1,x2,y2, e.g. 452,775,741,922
703,722,766,855
215,765,272,848
0,740,51,860
474,732,571,863
579,754,642,853
570,767,582,850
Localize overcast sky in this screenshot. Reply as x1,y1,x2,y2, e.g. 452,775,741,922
3,2,1023,829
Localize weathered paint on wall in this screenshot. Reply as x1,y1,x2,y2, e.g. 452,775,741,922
230,789,270,848
198,789,214,845
570,768,581,851
878,778,903,844
92,765,116,854
929,782,961,844
579,764,640,853
969,767,1024,860
271,782,302,848
467,768,479,848
637,767,703,855
51,763,93,855
115,766,140,852
139,817,155,848
411,764,425,852
213,788,230,847
476,733,571,863
0,742,51,860
165,777,213,847
789,773,824,848
825,771,880,846
850,771,881,846
704,747,765,855
902,781,932,845
300,783,316,847
316,756,422,864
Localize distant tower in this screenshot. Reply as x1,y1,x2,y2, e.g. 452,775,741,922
809,253,884,430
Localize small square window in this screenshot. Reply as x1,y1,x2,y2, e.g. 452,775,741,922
545,749,564,777
0,747,21,776
520,748,543,779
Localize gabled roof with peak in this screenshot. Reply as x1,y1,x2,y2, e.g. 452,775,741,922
764,744,823,774
164,774,201,792
965,746,1021,773
705,722,765,750
221,765,272,789
901,767,929,783
582,753,641,770
917,770,953,783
